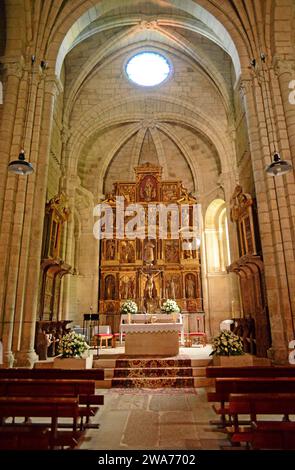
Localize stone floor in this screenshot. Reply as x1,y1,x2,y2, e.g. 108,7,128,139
92,344,213,359
77,387,230,450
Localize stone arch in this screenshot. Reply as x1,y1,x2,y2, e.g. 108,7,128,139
63,18,233,125
67,94,233,174
205,198,230,273
51,0,242,79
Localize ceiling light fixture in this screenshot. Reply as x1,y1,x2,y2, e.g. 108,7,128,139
7,56,36,176
252,53,293,177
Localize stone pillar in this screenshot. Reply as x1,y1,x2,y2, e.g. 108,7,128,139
274,60,295,169
0,60,39,366
240,74,294,362
77,202,99,321
0,59,24,218
15,74,61,367
61,173,78,320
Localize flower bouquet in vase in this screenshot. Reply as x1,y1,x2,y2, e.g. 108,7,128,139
54,330,92,369
210,330,253,366
120,300,138,323
162,299,181,322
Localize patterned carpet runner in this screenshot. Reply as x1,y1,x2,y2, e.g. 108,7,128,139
111,358,194,388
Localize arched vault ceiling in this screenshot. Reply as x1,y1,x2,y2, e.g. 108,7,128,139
78,119,220,200
63,21,234,125
55,0,241,78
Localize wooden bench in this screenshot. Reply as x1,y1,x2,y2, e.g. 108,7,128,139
0,396,80,449
250,421,295,450
228,393,295,449
0,379,103,428
208,377,295,426
0,426,50,450
0,368,104,380
206,366,295,378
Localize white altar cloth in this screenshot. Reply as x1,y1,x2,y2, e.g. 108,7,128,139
121,322,183,334
120,313,184,355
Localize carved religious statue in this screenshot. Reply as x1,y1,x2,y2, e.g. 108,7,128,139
183,239,194,259
141,269,161,299
141,269,162,314
140,176,156,201
106,240,115,260
169,277,176,299
143,240,155,265
105,275,115,299
120,276,135,300
120,241,135,263
185,274,196,298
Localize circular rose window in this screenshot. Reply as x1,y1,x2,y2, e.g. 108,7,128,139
126,52,171,87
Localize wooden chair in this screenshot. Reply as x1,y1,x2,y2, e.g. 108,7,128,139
94,325,113,350
189,316,207,346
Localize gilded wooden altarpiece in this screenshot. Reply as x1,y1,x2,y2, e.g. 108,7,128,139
99,163,203,331
228,185,271,357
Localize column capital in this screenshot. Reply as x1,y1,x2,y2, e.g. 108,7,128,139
238,76,254,98
44,72,64,96
273,56,295,78
0,56,25,79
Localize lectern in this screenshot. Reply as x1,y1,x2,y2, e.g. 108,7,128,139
83,313,99,344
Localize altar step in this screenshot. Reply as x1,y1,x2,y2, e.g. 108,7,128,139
92,357,213,388
113,367,194,378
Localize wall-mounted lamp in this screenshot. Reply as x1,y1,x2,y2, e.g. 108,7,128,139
251,53,293,176
8,149,34,175
7,56,36,176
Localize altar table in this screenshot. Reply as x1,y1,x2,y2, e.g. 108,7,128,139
120,314,183,356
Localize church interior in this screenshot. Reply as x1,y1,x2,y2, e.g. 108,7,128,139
0,0,295,453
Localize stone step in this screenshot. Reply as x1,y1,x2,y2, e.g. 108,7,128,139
103,366,207,379
95,376,213,389
95,379,112,389
111,376,195,388
93,358,212,368
92,356,212,388
194,377,214,387
115,359,192,368
113,367,193,378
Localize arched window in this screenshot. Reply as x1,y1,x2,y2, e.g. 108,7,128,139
205,199,231,273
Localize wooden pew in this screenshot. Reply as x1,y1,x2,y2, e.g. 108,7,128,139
206,366,295,379
250,421,295,450
0,368,104,380
0,396,80,449
0,426,50,450
0,379,103,428
208,377,295,426
228,393,295,449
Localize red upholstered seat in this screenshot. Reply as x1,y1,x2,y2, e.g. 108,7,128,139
94,326,113,349
189,331,207,347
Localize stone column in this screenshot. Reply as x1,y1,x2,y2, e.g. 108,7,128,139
240,74,294,362
0,59,24,218
77,203,99,320
15,74,61,367
0,60,39,366
274,58,295,171
61,173,78,320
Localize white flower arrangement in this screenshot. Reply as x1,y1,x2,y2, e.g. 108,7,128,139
210,330,244,356
162,299,180,313
57,330,90,358
120,300,138,314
